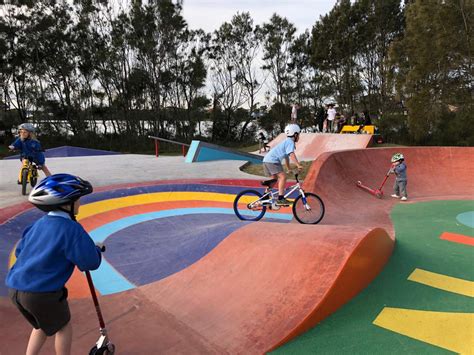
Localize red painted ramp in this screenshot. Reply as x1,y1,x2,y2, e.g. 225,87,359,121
2,147,471,354
0,224,393,354
264,133,373,161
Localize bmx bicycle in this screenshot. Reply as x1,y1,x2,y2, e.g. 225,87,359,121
18,157,39,196
233,172,325,224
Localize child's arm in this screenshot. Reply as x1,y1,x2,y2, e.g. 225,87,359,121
284,156,291,171
9,138,21,151
289,152,303,170
66,228,102,271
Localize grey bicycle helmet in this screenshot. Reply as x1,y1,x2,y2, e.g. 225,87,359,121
19,123,36,133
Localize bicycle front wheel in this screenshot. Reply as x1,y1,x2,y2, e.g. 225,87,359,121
233,189,267,221
292,192,325,224
30,168,38,188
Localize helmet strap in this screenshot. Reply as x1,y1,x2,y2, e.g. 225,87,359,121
57,203,77,221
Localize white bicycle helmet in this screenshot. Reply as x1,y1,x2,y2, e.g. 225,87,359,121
29,174,93,212
19,122,36,133
285,124,301,137
391,153,404,163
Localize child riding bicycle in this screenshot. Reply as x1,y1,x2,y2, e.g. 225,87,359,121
262,124,303,206
9,123,51,179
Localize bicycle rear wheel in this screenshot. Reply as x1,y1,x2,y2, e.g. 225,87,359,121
233,189,267,221
292,192,325,224
21,168,28,195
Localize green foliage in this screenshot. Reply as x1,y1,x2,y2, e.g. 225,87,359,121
0,0,470,148
389,0,473,144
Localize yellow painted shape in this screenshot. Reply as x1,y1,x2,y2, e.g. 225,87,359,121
77,191,236,220
340,125,375,134
373,307,474,354
408,268,474,298
8,241,18,268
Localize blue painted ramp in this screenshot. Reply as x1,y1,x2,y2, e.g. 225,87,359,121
4,145,120,159
185,140,263,164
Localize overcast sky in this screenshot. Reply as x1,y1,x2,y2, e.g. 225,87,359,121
181,0,337,33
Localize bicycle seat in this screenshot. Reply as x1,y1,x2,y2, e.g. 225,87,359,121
261,178,277,187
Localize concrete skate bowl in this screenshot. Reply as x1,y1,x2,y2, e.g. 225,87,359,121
265,132,373,161
0,179,391,354
2,146,471,354
304,146,474,236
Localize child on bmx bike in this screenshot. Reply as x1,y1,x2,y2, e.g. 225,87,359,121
262,123,303,206
9,123,52,179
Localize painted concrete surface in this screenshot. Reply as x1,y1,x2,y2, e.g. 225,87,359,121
1,147,472,354
0,154,255,208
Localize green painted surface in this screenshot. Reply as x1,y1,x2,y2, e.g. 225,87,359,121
273,200,474,354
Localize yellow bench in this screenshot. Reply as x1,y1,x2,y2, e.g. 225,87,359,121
340,125,375,134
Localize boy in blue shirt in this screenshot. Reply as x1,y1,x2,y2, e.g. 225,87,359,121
9,122,52,178
6,174,102,355
262,124,303,205
390,153,408,201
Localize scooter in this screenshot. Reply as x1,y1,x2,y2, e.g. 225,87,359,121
356,167,392,199
86,248,115,355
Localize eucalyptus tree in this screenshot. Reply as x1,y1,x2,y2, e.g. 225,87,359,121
259,14,296,106
389,0,473,145
226,12,265,141
207,21,247,141
353,0,403,114
311,0,362,112
259,14,296,131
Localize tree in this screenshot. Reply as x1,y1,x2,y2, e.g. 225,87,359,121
390,0,473,144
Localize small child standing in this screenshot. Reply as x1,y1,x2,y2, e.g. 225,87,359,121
390,153,408,201
6,174,103,355
9,123,52,178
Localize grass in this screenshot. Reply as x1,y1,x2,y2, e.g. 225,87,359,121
241,160,313,180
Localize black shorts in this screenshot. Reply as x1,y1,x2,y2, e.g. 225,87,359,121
9,288,70,336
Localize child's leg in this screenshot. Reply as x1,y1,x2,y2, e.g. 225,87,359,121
393,180,400,196
41,165,52,177
277,171,286,197
399,181,407,198
54,321,72,355
26,328,47,355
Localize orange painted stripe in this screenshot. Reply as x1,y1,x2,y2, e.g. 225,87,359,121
66,268,94,299
80,200,234,231
440,232,474,246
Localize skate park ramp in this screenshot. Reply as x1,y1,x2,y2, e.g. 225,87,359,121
265,132,372,161
1,147,472,354
186,140,263,164
4,145,120,159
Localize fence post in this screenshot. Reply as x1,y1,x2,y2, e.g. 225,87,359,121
155,140,159,157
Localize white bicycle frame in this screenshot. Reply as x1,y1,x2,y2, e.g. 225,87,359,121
248,180,308,209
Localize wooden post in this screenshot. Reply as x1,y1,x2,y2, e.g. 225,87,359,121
155,140,159,157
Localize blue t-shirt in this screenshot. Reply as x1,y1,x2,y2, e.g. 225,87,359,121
10,137,46,165
6,211,102,292
263,138,296,164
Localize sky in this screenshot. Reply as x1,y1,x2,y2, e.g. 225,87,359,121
181,0,338,34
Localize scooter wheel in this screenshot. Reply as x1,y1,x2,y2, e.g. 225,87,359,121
89,346,107,355
356,181,362,185
375,191,383,199
107,343,116,354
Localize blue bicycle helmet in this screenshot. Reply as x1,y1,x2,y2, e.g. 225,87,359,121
29,173,93,212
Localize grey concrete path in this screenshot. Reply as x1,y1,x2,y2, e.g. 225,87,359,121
0,154,259,208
